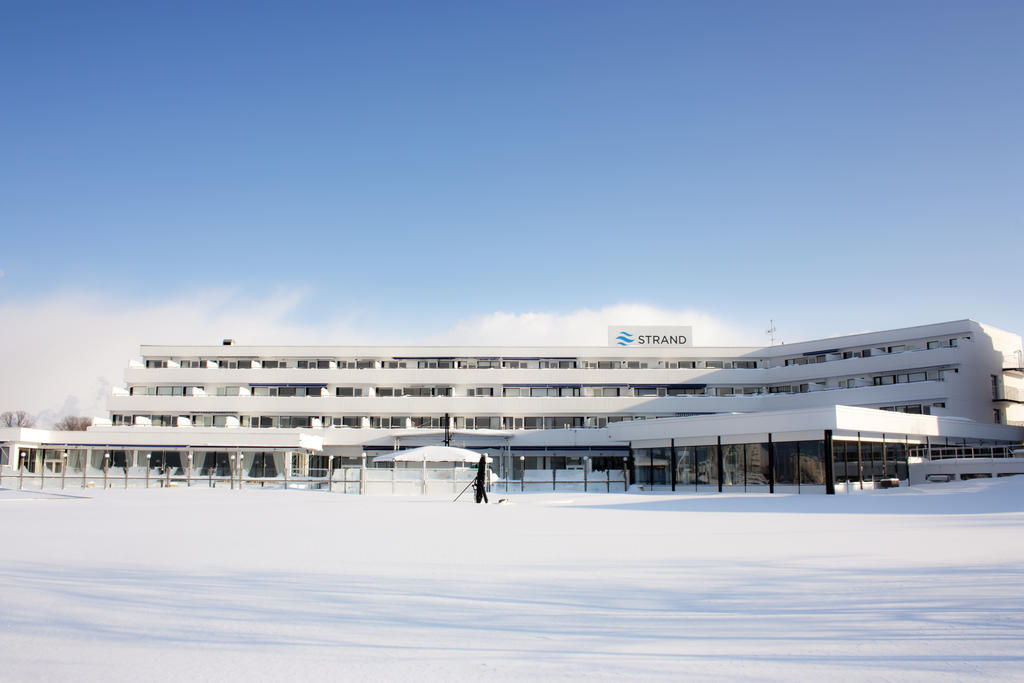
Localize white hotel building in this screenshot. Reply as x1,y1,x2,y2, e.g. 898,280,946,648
2,319,1023,493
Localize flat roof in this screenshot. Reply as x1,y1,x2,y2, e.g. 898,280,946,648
608,405,1024,445
136,320,1007,359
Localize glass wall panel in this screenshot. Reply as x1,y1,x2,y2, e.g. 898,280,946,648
798,440,825,485
849,441,863,482
631,448,669,486
652,448,669,485
309,455,329,478
887,443,907,480
199,452,231,476
832,441,855,481
675,446,695,486
245,452,280,478
90,450,107,471
65,449,86,473
149,451,185,473
745,443,770,485
109,450,129,469
847,441,860,481
774,442,799,485
864,442,883,480
695,446,717,485
722,444,743,486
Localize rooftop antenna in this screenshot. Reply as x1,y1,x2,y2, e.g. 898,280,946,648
766,319,777,346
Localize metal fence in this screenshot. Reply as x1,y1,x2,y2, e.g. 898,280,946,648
0,459,629,495
911,445,1019,460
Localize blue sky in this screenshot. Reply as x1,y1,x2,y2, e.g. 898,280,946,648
1,0,1022,343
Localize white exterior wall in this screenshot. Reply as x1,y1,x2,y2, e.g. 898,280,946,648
3,320,1022,482
104,320,1020,434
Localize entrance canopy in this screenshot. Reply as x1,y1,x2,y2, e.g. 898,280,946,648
372,445,491,464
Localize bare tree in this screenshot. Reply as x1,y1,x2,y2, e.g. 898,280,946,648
1,411,35,428
54,416,93,431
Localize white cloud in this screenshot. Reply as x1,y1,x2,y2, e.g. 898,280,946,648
0,292,766,426
0,287,365,424
432,304,766,346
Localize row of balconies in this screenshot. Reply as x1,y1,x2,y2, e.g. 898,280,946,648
106,381,948,418
131,335,970,372
122,348,962,387
115,369,952,400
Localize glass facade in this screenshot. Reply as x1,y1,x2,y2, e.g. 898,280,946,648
745,444,771,485
695,446,717,485
243,452,282,478
830,439,910,484
675,447,694,485
632,438,881,492
199,452,231,477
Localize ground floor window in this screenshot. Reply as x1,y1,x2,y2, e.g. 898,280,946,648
244,452,281,478
635,440,829,488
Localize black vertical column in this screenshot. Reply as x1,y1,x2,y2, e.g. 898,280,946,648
881,433,888,479
904,434,911,486
743,445,748,492
824,429,835,495
716,435,724,493
768,434,775,494
649,449,655,488
857,431,863,489
670,439,677,491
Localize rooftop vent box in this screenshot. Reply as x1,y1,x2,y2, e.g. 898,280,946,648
222,339,235,346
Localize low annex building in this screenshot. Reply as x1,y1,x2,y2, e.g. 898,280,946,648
2,319,1023,493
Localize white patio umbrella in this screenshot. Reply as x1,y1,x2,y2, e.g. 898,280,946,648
372,445,497,495
372,445,492,464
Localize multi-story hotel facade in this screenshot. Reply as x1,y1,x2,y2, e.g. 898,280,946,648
3,319,1023,492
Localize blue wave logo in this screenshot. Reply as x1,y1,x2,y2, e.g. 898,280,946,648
615,331,635,346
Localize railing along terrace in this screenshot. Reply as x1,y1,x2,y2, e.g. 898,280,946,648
913,445,1018,460
1,458,630,494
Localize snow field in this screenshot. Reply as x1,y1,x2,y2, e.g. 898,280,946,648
1,479,1023,681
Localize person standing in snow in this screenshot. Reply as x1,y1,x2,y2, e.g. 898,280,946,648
474,454,489,504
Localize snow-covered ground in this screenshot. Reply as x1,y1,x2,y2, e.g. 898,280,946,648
2,479,1024,681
